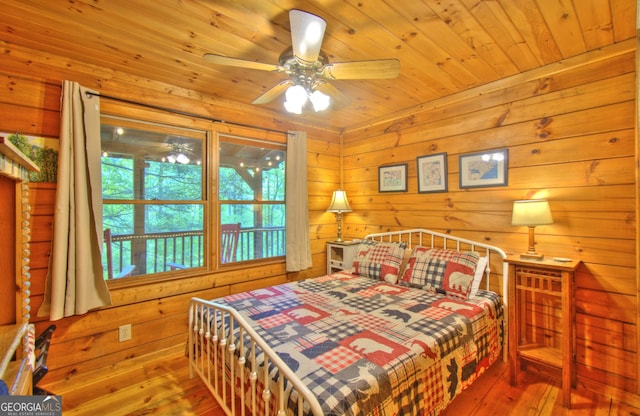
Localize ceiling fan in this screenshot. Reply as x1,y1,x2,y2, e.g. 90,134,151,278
203,9,400,114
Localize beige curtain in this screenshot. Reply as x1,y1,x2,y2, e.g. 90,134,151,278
285,131,312,271
38,81,111,320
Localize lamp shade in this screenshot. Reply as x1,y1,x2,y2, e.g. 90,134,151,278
327,190,352,213
511,199,553,226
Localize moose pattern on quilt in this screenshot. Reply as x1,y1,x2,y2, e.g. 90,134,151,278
213,271,503,416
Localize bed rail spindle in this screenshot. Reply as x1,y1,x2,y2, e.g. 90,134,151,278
205,307,212,387
229,317,237,416
263,355,271,416
238,327,247,416
198,306,205,375
220,313,228,408
211,308,219,396
250,341,257,415
277,372,285,415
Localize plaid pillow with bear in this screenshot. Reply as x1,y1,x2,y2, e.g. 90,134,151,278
399,247,479,300
351,240,407,283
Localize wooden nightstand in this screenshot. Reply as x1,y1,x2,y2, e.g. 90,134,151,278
326,241,359,274
507,256,581,408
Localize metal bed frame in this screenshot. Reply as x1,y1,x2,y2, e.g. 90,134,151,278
188,228,508,416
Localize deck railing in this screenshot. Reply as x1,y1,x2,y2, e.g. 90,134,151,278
104,227,285,279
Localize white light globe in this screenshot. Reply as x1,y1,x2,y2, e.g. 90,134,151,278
284,100,302,114
309,90,330,111
285,85,307,106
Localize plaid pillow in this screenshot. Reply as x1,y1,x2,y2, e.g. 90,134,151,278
400,247,479,300
399,246,432,286
351,240,407,283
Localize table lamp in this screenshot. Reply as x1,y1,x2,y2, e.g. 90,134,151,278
327,190,352,242
511,199,553,260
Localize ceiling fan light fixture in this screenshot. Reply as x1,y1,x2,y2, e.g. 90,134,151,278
165,142,192,164
284,85,307,114
176,152,190,164
286,85,308,104
166,152,190,164
284,85,331,113
309,89,330,111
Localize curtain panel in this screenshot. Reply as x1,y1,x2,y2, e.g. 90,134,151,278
38,81,111,320
285,131,312,271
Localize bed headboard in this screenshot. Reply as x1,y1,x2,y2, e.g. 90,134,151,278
363,228,508,300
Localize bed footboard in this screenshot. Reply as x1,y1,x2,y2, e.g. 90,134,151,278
188,297,323,416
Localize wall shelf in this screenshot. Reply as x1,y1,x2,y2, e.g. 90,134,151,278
0,136,40,181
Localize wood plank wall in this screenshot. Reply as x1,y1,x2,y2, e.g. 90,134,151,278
0,37,637,405
0,42,342,397
341,41,637,400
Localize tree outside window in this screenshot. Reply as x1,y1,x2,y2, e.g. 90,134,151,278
218,136,286,264
101,117,206,279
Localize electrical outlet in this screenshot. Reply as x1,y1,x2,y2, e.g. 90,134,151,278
118,324,132,342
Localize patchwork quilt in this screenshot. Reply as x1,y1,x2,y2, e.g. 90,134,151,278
209,271,503,416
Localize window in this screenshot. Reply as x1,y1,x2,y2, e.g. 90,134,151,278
101,116,207,280
218,135,286,264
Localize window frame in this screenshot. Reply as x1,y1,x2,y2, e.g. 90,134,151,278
217,133,287,266
99,105,289,288
100,113,210,287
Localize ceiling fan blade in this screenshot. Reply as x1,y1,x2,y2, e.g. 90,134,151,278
320,59,400,80
203,53,282,72
289,10,327,64
315,82,351,109
252,80,294,105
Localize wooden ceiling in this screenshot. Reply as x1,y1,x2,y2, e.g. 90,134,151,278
1,0,636,132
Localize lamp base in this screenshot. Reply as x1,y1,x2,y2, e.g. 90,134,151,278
520,252,544,260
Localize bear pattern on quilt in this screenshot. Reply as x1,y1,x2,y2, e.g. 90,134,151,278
213,271,502,415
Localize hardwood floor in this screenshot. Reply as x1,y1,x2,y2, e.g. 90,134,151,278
41,345,640,416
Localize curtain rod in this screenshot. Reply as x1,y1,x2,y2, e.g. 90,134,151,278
84,91,289,135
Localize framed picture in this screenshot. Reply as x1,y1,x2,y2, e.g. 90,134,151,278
417,152,448,193
378,163,408,192
459,148,508,188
